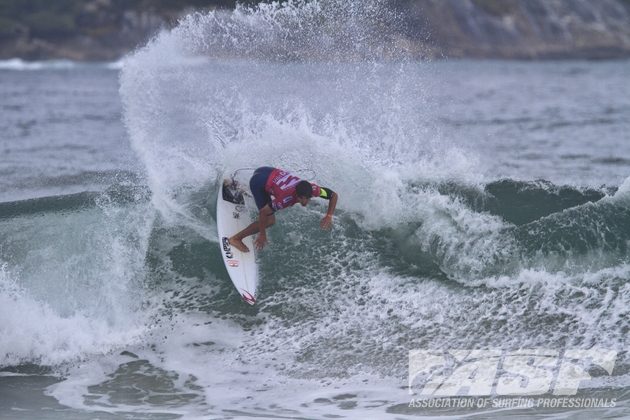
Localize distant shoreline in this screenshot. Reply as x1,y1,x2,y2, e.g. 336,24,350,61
2,1,630,62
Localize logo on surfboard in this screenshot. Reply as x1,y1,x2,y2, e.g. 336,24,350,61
228,260,239,267
222,237,233,259
241,290,256,305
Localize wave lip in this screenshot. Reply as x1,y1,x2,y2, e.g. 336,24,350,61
385,177,629,283
0,184,150,220
483,179,610,225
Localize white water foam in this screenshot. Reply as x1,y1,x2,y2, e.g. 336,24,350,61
46,309,410,418
0,58,121,71
0,264,146,367
0,58,76,70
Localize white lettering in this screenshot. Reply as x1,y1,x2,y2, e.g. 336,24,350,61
496,349,558,395
433,350,501,396
408,350,447,395
409,348,617,397
554,349,617,395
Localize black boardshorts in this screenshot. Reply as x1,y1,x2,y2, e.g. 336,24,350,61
249,167,274,210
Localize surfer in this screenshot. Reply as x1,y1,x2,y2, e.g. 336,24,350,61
229,167,338,252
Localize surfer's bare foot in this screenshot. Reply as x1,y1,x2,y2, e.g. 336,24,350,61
229,236,249,253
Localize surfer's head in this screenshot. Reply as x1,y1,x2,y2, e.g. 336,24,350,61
296,180,313,206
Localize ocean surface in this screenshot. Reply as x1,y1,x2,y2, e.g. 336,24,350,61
1,2,630,419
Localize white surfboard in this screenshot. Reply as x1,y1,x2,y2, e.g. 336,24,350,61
216,177,259,305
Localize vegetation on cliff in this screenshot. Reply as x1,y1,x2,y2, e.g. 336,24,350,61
0,0,240,40
1,0,630,60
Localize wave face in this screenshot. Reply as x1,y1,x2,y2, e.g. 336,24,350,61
2,1,630,418
0,185,153,367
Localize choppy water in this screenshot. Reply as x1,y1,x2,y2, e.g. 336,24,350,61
1,1,630,419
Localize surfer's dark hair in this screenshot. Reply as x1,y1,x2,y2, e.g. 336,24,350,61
296,180,313,198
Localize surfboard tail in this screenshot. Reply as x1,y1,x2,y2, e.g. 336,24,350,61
240,290,256,305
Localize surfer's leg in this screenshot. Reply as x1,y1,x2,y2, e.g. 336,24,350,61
229,222,257,252
230,215,275,252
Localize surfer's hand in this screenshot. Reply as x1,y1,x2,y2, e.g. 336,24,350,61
320,214,333,230
255,233,267,250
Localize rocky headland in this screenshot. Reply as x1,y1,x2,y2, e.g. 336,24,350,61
1,0,630,61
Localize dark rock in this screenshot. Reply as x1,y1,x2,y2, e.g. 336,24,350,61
405,0,630,59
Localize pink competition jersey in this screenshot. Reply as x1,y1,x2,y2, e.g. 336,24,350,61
264,168,321,211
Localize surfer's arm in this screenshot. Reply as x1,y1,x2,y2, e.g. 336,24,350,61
319,188,338,230
255,204,274,249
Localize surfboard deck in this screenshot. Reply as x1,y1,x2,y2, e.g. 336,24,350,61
216,177,258,305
